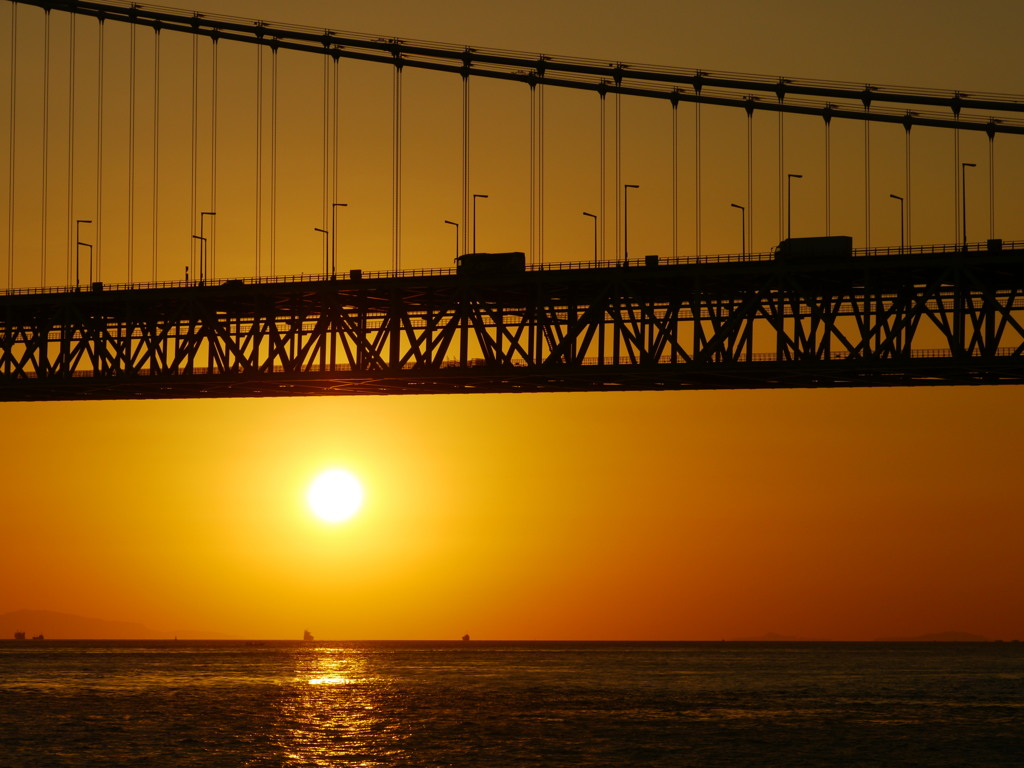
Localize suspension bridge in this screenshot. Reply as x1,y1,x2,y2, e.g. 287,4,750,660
3,0,1024,400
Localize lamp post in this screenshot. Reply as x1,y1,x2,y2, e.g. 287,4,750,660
472,193,488,253
313,227,329,276
200,211,215,282
583,212,598,264
331,203,347,278
962,162,976,251
787,173,802,240
623,184,639,263
75,219,92,290
889,194,904,251
730,203,746,256
444,220,459,262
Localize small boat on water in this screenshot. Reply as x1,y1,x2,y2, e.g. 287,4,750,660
13,631,25,640
303,630,314,642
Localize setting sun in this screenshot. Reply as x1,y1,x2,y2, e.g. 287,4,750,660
307,469,365,523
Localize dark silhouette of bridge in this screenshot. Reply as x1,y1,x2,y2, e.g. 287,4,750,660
5,241,1024,400
3,0,1024,400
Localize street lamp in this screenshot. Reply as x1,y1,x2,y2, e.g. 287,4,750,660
730,203,746,257
313,227,329,276
472,193,489,253
624,184,639,263
331,203,347,278
583,212,598,264
75,219,92,290
200,211,215,282
889,194,904,251
962,162,976,251
787,173,802,240
444,220,459,262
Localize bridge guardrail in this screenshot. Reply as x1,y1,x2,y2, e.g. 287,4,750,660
2,240,1022,297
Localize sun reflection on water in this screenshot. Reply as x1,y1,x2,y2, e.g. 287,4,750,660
268,645,405,765
307,675,356,686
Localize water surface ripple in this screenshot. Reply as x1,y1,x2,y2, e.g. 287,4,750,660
1,641,1021,767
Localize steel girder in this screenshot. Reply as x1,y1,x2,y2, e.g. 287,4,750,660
2,250,1024,400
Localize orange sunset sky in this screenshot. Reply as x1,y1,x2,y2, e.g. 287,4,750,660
2,0,1024,641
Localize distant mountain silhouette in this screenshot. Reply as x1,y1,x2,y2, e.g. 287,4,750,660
1,609,162,639
874,631,991,642
0,610,226,640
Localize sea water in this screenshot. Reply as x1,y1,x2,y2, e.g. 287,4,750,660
0,641,1021,767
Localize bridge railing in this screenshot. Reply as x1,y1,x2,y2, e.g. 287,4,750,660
2,240,1022,298
852,240,1023,258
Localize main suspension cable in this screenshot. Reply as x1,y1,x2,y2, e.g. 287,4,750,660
14,1,1024,144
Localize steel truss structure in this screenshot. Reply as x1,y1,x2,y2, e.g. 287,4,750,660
3,248,1024,400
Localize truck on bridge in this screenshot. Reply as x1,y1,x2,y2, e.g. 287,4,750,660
774,236,853,262
455,252,527,276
